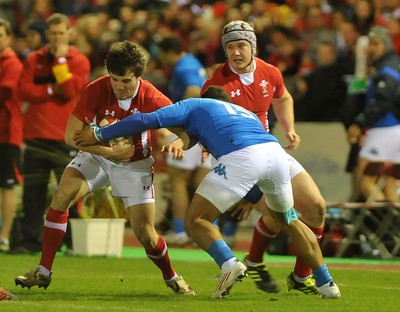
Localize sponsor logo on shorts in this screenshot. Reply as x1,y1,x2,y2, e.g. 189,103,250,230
212,164,227,179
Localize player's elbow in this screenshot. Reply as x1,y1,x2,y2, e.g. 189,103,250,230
64,132,75,147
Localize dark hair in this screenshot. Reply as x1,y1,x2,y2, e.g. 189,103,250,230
201,86,231,102
27,19,48,44
156,35,183,54
0,17,12,36
105,40,146,77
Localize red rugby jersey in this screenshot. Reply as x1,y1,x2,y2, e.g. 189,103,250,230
72,76,172,162
201,57,285,132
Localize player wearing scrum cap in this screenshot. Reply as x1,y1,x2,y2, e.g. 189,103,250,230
202,20,328,296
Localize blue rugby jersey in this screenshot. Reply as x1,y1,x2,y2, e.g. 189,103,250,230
101,98,280,159
169,53,207,102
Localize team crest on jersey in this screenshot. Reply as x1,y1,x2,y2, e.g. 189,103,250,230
104,110,116,116
212,163,227,179
230,89,241,98
131,108,140,114
259,80,269,98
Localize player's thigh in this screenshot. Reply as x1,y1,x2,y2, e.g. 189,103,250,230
192,166,210,188
127,202,156,235
186,192,223,224
51,167,90,210
291,170,324,212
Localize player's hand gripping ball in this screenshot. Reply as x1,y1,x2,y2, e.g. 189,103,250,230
98,117,133,147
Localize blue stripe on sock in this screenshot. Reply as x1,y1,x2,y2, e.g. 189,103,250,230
207,240,235,268
312,264,333,287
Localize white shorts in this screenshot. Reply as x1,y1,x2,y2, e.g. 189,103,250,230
196,142,294,214
288,153,305,179
167,142,212,170
67,151,155,207
359,125,400,163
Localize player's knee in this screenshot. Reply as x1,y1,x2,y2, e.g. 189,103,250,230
136,230,157,249
52,187,77,211
298,195,326,225
314,197,326,221
184,217,195,236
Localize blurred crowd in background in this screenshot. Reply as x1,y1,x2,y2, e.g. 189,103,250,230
4,0,400,122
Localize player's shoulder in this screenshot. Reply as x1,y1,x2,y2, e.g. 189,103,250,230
202,62,229,90
83,75,111,94
88,75,109,86
254,57,278,71
211,62,229,77
254,57,282,79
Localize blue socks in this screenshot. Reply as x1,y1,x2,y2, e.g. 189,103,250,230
172,218,185,234
208,240,235,268
312,264,333,287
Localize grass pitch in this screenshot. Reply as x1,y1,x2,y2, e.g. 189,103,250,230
1,248,400,312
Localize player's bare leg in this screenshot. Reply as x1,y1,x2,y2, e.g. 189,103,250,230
129,202,194,295
185,194,247,299
15,167,89,289
269,210,340,299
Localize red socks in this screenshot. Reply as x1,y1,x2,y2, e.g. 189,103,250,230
293,225,324,278
248,217,278,263
248,216,324,278
39,208,69,271
145,235,175,280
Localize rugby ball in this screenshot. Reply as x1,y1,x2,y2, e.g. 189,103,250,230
98,117,133,147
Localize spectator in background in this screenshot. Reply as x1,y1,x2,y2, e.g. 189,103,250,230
336,20,361,79
352,0,375,35
264,26,302,107
18,19,48,60
0,18,23,252
293,3,336,61
295,40,348,121
9,13,90,254
156,34,210,246
387,13,400,55
347,26,400,202
340,34,370,202
266,28,302,79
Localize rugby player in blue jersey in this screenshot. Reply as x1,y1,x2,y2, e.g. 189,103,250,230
74,86,341,300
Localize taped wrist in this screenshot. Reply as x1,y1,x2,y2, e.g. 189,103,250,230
244,185,263,204
52,58,72,84
93,125,104,142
